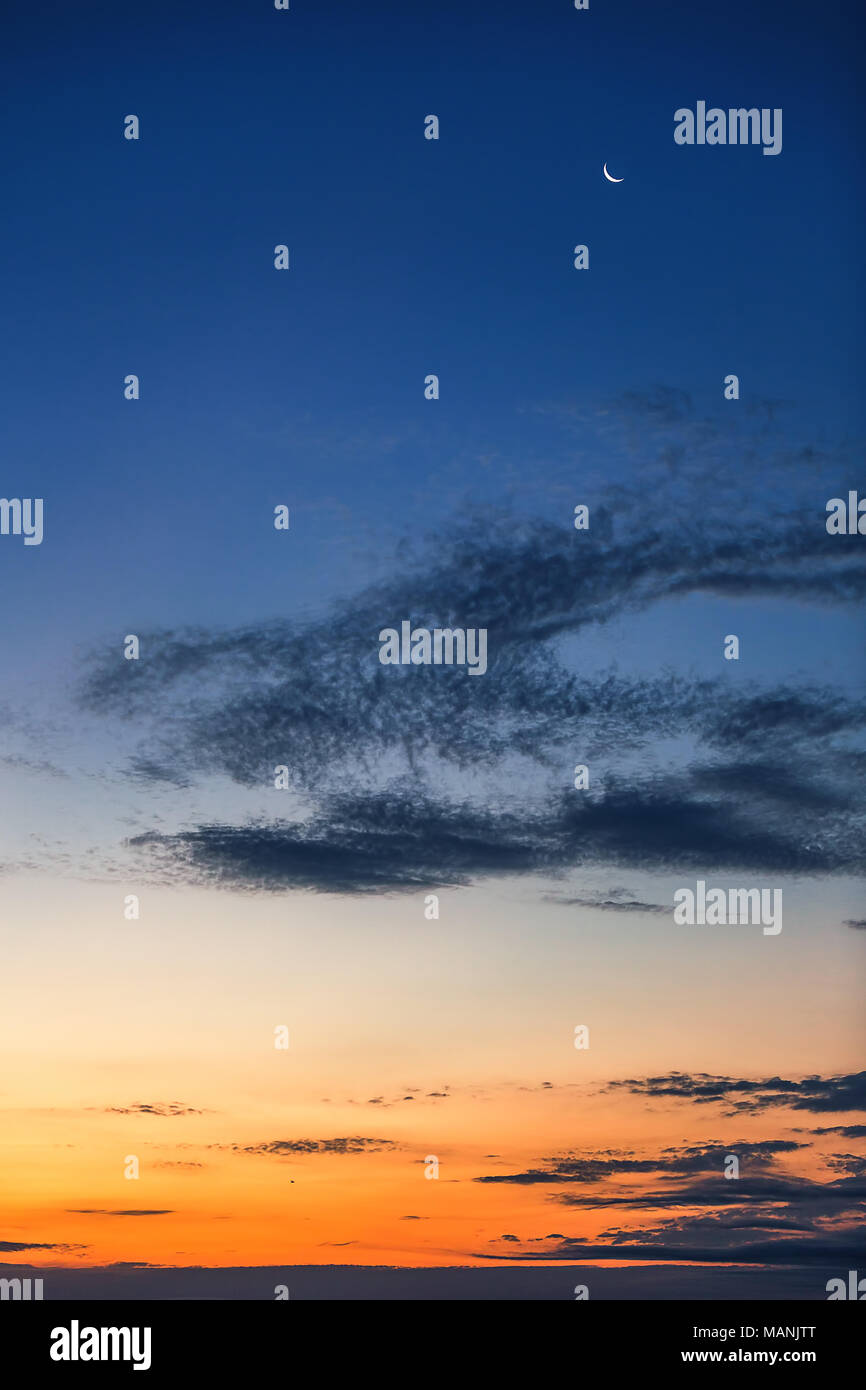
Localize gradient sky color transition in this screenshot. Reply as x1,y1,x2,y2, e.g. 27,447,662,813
1,0,864,1296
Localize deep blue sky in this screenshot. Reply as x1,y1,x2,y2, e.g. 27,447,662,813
2,0,864,657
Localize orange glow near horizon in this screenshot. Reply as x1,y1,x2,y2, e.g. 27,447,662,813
2,877,864,1271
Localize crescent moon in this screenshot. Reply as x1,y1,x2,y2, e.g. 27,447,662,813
603,162,624,183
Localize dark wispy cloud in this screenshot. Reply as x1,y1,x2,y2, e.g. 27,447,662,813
470,1125,866,1276
811,1125,866,1138
470,1119,865,1267
127,761,865,895
553,1173,866,1214
101,1103,203,1117
474,1235,866,1266
844,919,866,930
601,1212,817,1241
546,888,668,913
225,1137,398,1157
605,1071,866,1116
129,794,555,894
823,1153,866,1176
80,500,866,735
66,1210,173,1217
0,1239,83,1251
71,494,865,894
474,1140,805,1186
346,1089,449,1108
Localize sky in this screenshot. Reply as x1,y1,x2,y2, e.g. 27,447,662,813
1,0,864,1298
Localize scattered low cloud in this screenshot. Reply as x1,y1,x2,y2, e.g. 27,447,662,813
225,1137,399,1157
0,1239,85,1252
474,1235,866,1266
66,1210,173,1218
101,1103,204,1118
546,888,668,914
474,1139,805,1186
604,1070,866,1116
